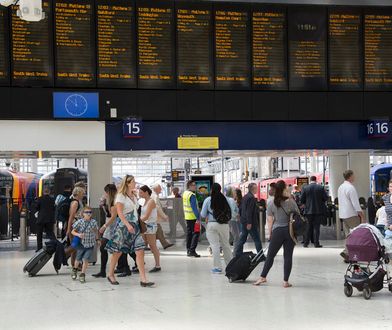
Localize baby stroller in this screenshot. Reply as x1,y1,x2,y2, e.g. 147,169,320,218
344,224,392,300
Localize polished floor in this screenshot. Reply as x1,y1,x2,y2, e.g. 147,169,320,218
1,240,391,330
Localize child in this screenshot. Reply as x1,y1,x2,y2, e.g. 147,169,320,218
71,206,99,283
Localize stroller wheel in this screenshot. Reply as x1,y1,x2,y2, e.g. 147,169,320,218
388,284,392,293
344,284,353,297
363,286,372,300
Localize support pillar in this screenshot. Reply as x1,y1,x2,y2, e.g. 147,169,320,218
349,152,370,201
329,154,348,200
87,154,112,210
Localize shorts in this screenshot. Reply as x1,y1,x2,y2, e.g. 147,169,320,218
144,222,158,235
76,246,94,262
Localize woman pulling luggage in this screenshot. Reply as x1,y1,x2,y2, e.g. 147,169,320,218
254,180,299,288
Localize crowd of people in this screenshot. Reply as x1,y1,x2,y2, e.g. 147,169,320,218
32,168,392,289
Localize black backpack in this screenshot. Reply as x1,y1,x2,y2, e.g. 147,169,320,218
213,203,232,224
56,197,72,223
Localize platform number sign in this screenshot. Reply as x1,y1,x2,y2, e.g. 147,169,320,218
123,119,143,138
366,120,390,138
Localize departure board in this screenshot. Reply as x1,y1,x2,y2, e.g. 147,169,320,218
0,7,9,86
288,7,327,91
11,1,53,87
364,9,392,90
176,2,213,89
215,6,250,89
252,5,287,90
97,0,136,88
137,0,175,89
328,8,362,91
54,0,96,87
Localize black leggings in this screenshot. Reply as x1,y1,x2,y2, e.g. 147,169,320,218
117,251,137,271
261,226,295,282
100,238,109,274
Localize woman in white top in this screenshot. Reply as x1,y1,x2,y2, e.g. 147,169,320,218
106,175,154,287
376,201,387,226
139,185,161,273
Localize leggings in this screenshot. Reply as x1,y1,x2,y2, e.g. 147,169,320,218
261,226,295,282
100,238,109,274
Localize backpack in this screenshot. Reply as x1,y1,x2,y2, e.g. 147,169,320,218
56,196,72,223
213,203,232,224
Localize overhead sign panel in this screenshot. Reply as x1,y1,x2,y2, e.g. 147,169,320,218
11,1,53,87
364,9,392,91
176,1,213,89
137,0,175,89
54,0,96,87
252,5,287,90
328,7,362,91
214,4,251,90
0,7,9,86
288,6,327,91
96,0,136,88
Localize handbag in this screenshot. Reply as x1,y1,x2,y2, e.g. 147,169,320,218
281,206,309,244
138,218,147,234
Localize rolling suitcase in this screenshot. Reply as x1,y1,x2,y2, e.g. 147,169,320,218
225,248,267,283
23,248,53,276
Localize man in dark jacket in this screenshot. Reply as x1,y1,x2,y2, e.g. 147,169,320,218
234,183,264,257
300,176,328,248
35,186,56,251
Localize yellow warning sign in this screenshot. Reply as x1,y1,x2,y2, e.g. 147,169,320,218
177,137,219,150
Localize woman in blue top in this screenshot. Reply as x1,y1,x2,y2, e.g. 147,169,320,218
201,183,234,274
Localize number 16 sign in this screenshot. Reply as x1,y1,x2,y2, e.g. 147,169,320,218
123,119,143,138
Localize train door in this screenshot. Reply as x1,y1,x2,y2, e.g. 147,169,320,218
54,169,78,196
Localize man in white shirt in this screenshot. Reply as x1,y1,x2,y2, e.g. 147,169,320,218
337,170,365,261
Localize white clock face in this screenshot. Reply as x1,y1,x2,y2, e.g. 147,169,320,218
65,94,88,117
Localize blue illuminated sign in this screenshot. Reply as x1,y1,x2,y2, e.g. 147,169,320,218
53,92,99,119
366,119,390,139
123,119,143,138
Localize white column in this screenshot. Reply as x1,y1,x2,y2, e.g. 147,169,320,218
349,152,370,200
87,154,112,208
329,154,348,200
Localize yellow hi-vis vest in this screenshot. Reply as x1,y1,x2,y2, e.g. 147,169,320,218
183,190,197,220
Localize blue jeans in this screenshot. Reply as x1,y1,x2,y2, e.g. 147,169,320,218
234,223,262,257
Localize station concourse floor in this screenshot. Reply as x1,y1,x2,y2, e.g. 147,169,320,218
1,240,391,330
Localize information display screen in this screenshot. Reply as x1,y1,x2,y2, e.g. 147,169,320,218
11,1,53,87
252,5,287,90
137,0,175,89
364,9,392,91
0,7,9,86
97,0,136,88
215,5,250,90
328,8,362,91
176,2,213,89
288,6,327,91
54,0,96,87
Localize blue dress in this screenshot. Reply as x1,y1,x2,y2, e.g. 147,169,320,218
105,211,145,254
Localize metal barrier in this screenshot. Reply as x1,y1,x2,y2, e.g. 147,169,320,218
19,208,28,251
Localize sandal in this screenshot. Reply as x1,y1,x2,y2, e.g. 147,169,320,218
107,276,119,285
253,278,267,286
283,282,292,288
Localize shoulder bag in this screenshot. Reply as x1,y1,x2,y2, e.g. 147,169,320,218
281,205,308,244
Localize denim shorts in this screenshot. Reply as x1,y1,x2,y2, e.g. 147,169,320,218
76,246,94,262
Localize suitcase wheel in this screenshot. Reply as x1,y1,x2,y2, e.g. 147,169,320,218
93,262,96,266
228,278,233,283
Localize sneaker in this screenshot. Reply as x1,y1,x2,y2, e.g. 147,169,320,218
79,273,86,283
211,268,222,274
71,268,77,280
188,251,201,258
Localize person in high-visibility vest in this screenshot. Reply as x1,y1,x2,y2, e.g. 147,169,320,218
183,180,201,257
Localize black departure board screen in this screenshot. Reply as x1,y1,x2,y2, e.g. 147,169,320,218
54,0,96,87
97,0,136,88
11,1,53,87
215,6,250,90
288,7,327,91
252,5,287,90
328,8,362,91
364,9,392,91
137,0,175,89
176,2,213,89
0,7,9,86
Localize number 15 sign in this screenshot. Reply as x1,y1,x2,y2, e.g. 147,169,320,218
123,119,143,138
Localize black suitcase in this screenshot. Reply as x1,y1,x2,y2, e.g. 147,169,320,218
225,249,267,283
23,248,53,276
